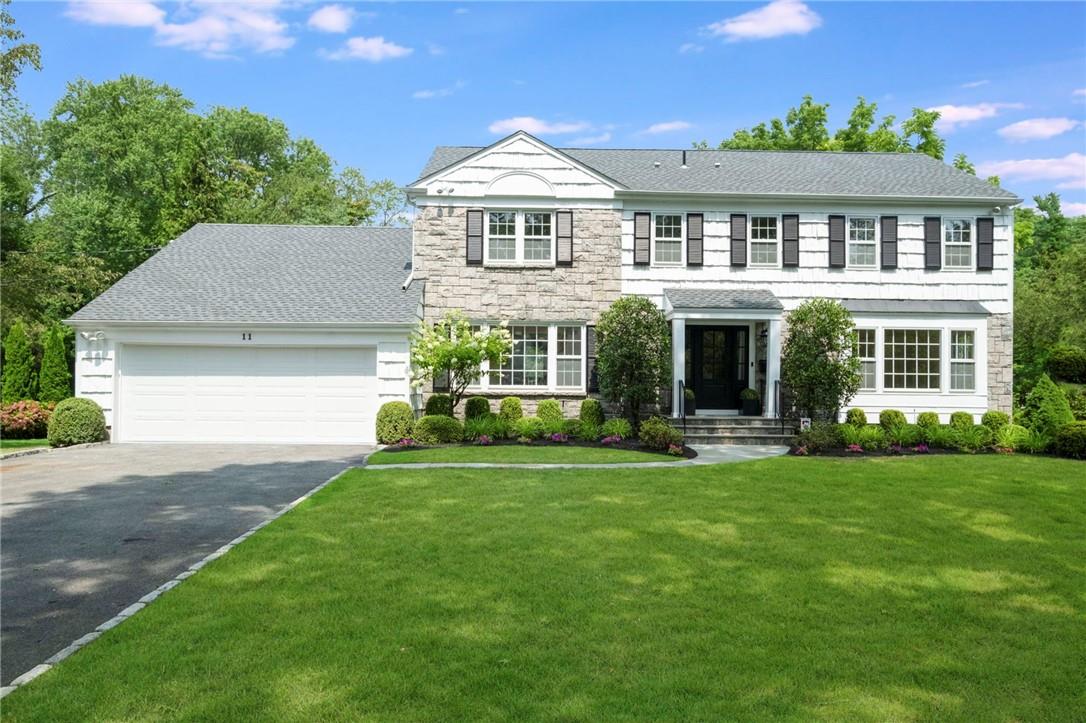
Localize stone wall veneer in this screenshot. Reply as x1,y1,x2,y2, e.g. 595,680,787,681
987,313,1013,414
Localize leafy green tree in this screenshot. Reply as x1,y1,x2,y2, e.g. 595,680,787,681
0,0,39,99
595,296,671,429
2,320,36,402
900,108,945,160
38,324,72,403
409,311,512,411
832,97,903,152
952,153,976,175
781,299,861,420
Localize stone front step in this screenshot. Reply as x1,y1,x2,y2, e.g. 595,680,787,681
684,433,795,446
678,416,797,446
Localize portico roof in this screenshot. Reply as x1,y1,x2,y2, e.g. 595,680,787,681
664,288,784,312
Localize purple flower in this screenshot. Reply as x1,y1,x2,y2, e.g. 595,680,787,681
667,443,684,457
889,444,903,455
476,434,492,446
397,437,417,448
792,445,809,456
846,444,864,454
550,433,569,443
912,443,930,454
601,434,622,446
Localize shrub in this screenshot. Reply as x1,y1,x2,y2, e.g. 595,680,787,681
858,425,888,451
916,412,940,429
412,415,464,445
879,409,906,432
499,396,523,423
949,411,974,431
954,425,993,453
1022,374,1075,437
537,399,564,424
464,414,511,441
424,393,454,418
376,401,415,444
513,416,545,440
924,425,958,450
1018,428,1052,455
887,423,921,447
1,400,54,439
845,408,867,427
542,417,567,436
410,311,511,411
739,387,759,401
1,321,36,404
780,298,861,420
579,398,604,427
795,422,843,452
47,397,107,447
837,423,861,447
639,416,684,451
578,421,602,442
1052,421,1086,459
464,396,491,420
981,410,1010,433
601,418,632,440
1065,385,1086,421
596,296,671,429
994,424,1030,452
562,419,582,438
38,325,73,404
1045,344,1086,383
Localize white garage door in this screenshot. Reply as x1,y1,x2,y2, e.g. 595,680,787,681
118,345,377,444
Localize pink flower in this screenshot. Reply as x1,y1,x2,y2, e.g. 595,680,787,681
846,444,864,454
476,434,492,446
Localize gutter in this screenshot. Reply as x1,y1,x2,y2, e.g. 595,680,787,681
63,320,418,330
613,189,1023,205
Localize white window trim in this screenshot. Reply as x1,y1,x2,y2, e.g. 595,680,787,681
847,215,879,270
856,327,877,391
949,328,977,393
942,216,975,271
748,214,781,268
483,210,556,268
882,328,943,393
469,321,586,394
651,212,685,267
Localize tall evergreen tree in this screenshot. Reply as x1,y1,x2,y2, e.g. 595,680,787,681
38,324,71,403
2,321,36,402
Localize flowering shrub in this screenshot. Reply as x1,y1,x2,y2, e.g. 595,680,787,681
475,434,492,446
396,437,417,448
1,400,54,439
549,432,569,443
888,443,903,455
912,443,930,454
667,443,683,457
846,443,864,454
792,445,809,456
601,434,622,446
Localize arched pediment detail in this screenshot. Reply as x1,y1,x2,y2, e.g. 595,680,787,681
485,171,555,197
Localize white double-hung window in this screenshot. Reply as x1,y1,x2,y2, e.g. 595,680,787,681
944,218,973,269
855,328,877,390
556,326,583,387
750,216,779,265
654,214,682,264
486,210,554,265
480,323,585,391
950,330,976,391
848,217,877,267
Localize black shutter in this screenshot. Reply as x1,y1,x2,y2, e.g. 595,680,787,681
880,216,898,269
828,215,846,268
686,213,703,266
466,209,483,265
782,214,800,267
730,213,747,267
924,216,942,270
586,325,599,393
556,210,573,266
633,212,650,265
976,217,994,271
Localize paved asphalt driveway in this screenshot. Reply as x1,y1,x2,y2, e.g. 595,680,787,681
0,443,369,685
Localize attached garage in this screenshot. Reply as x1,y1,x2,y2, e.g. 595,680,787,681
67,225,421,445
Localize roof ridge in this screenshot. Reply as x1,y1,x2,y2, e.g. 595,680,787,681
194,222,409,230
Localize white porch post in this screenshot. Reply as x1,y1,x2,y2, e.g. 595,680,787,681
766,317,782,417
671,317,685,418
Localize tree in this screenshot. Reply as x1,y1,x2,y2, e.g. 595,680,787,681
899,108,945,160
780,299,861,420
952,153,976,175
0,0,40,99
409,311,511,411
595,296,671,429
2,321,36,402
38,324,72,403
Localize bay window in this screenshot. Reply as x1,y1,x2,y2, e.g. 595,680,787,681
485,210,555,265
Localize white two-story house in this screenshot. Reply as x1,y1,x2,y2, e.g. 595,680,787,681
68,130,1018,444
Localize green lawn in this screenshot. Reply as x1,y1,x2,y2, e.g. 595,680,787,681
367,444,679,465
0,438,48,451
5,456,1085,721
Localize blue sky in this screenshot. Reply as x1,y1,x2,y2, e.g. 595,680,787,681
14,1,1086,212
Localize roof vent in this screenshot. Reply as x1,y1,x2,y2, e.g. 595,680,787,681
681,150,688,169
714,161,721,169
653,160,661,168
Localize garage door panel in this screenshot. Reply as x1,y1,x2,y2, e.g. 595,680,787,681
119,345,377,444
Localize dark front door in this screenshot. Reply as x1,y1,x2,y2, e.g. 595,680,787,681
689,326,749,410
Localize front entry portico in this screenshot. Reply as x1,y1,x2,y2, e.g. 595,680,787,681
663,288,784,419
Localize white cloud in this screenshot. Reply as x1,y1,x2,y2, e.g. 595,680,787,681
323,36,413,62
961,79,989,88
488,117,591,135
412,80,465,100
569,132,612,145
66,0,294,58
678,43,704,54
643,120,693,134
998,117,1080,142
705,0,822,42
1062,202,1086,216
307,5,354,33
977,153,1086,186
927,102,1025,131
1073,88,1086,100
66,0,164,27
427,43,445,56
1056,178,1086,191
454,7,469,14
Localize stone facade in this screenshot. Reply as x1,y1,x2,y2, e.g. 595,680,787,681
987,313,1013,414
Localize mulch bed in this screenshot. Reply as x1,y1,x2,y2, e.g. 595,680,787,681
384,439,699,460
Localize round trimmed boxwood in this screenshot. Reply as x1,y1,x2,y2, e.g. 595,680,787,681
537,399,563,423
412,415,464,445
464,396,491,420
376,401,414,444
47,397,107,448
638,416,683,451
499,396,523,423
845,408,867,427
916,412,940,429
424,393,454,418
981,410,1010,433
879,409,906,432
1045,344,1086,383
1052,421,1086,459
579,398,604,427
950,411,974,431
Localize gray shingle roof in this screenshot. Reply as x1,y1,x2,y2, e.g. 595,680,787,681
841,299,989,315
68,224,421,324
665,288,783,311
415,144,1019,201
